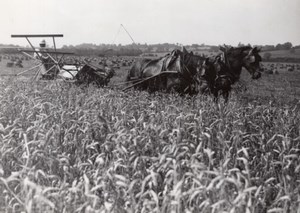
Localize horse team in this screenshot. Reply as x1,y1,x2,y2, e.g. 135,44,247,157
126,45,262,102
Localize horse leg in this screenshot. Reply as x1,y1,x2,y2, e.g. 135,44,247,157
166,76,181,93
222,85,232,103
223,91,229,103
213,89,219,103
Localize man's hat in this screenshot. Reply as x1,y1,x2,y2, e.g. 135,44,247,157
40,40,46,47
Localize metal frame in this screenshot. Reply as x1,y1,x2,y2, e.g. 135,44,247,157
11,34,75,80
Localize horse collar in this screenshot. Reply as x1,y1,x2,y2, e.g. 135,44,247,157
222,52,232,72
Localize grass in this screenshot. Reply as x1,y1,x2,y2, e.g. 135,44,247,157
0,57,300,212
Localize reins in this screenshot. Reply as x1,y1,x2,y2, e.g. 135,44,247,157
181,54,201,85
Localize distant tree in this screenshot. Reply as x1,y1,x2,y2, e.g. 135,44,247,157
276,42,293,50
283,42,293,50
275,43,282,50
263,52,272,60
238,42,245,47
263,45,275,51
294,45,300,49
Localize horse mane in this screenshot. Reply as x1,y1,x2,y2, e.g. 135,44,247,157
225,46,252,56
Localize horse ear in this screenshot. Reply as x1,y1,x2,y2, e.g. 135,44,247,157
215,55,221,63
254,46,262,53
252,46,261,53
205,57,209,64
247,48,254,56
219,46,226,52
182,46,188,54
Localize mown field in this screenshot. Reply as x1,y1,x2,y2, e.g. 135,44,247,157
262,49,300,59
0,57,300,213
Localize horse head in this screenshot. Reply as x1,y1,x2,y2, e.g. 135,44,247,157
201,57,217,82
198,56,223,95
176,48,203,81
220,45,262,80
242,47,262,79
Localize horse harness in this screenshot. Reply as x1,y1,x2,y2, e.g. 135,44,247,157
180,53,201,85
165,51,200,87
214,55,235,87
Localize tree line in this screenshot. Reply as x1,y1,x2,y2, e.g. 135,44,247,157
0,42,299,56
261,42,300,51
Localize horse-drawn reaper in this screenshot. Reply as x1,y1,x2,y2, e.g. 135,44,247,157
10,34,262,101
11,34,115,86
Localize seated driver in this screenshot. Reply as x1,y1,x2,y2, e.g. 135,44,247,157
35,40,57,79
34,40,49,60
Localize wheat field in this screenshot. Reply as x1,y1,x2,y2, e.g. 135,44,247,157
1,56,300,213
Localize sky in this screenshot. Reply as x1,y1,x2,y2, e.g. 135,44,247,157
0,0,299,48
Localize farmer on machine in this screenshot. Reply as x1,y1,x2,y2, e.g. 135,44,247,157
35,40,58,79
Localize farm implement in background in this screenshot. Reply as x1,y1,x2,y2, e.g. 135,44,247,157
11,34,114,86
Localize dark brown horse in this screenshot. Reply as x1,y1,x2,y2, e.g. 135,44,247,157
200,46,262,102
126,48,204,94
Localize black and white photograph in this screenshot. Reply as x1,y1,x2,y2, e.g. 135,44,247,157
0,0,299,212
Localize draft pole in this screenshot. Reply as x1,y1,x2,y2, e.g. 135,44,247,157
52,36,58,61
121,24,136,44
112,25,122,44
